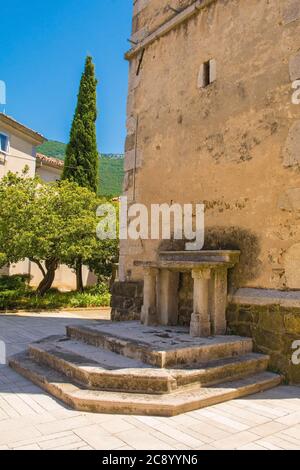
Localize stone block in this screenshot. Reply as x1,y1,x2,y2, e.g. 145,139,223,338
280,305,300,316
284,243,300,289
124,298,135,309
211,267,227,335
124,149,142,171
133,0,149,15
209,58,217,83
111,281,139,298
110,281,143,322
253,329,283,353
110,295,125,309
288,363,300,384
226,304,238,323
237,306,253,323
226,324,239,336
289,51,300,81
282,333,300,356
230,288,300,309
267,352,289,376
131,26,148,45
126,116,137,134
178,307,192,326
123,170,134,192
249,307,260,324
282,0,300,25
125,133,136,152
132,13,140,35
117,254,126,282
282,121,300,167
126,91,135,116
258,309,284,333
284,312,300,334
226,301,300,382
278,188,300,212
121,241,144,256
135,297,143,309
111,309,140,322
232,322,253,338
129,70,142,91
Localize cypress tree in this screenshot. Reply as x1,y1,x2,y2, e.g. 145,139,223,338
62,56,98,193
62,56,98,291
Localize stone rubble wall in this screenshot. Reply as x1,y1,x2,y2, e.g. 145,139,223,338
111,281,143,321
227,301,300,384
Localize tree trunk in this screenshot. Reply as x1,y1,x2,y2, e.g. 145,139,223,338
30,259,46,277
76,259,84,292
36,258,58,296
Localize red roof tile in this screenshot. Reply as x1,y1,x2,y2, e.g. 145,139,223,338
36,153,64,169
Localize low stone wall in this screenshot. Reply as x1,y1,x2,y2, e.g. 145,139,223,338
110,281,143,322
227,289,300,383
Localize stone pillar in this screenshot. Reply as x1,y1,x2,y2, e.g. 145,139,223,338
211,267,228,335
141,268,158,326
158,269,179,326
190,268,211,337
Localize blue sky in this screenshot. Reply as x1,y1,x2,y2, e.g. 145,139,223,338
0,0,133,153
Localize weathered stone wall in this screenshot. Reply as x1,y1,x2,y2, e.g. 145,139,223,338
227,302,300,383
131,0,196,44
111,281,143,321
120,0,300,291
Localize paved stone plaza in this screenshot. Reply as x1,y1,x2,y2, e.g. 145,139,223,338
0,311,300,450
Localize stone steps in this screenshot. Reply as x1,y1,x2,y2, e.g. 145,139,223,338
9,322,282,415
27,335,270,394
9,352,282,417
66,323,253,367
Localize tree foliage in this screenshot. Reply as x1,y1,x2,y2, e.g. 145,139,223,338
0,174,119,295
62,56,98,193
38,139,125,197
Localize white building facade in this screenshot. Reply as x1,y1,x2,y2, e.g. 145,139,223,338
0,113,96,290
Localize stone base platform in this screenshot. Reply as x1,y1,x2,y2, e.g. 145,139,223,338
9,321,282,417
66,322,254,367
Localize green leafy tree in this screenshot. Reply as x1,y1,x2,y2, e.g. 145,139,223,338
0,172,56,295
87,199,119,286
0,175,114,296
62,55,99,290
56,182,102,293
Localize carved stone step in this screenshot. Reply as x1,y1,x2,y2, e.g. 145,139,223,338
9,353,282,417
28,336,270,394
66,321,253,367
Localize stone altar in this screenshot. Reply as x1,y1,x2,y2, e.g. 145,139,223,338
135,250,240,337
9,244,282,417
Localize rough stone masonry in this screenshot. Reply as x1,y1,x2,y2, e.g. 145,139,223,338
111,0,300,382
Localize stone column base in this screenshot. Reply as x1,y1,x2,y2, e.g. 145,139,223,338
190,313,211,337
141,306,157,326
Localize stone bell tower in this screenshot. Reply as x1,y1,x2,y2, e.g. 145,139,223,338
111,0,300,382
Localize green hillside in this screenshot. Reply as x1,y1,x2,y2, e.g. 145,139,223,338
99,155,124,197
37,141,66,160
37,141,124,197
